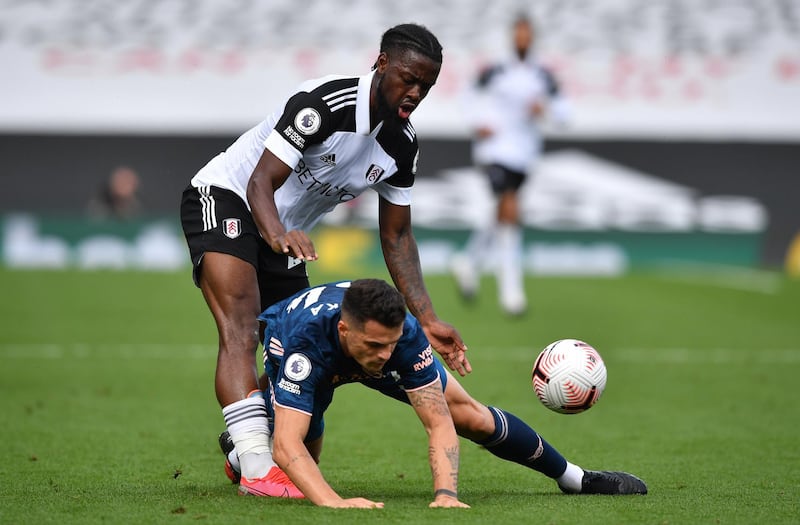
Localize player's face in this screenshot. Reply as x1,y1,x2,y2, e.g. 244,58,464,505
513,21,533,57
373,49,440,122
338,318,403,377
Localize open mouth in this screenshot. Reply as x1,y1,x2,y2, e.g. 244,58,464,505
398,102,415,119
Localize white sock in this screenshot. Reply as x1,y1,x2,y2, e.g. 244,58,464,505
557,462,585,493
496,224,526,307
464,224,495,265
222,394,276,479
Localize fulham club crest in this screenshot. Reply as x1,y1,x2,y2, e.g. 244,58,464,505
223,218,241,239
365,164,385,184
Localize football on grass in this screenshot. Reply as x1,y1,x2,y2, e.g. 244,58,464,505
532,339,607,414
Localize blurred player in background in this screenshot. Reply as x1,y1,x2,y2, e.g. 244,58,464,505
87,165,142,221
451,14,570,316
180,23,470,498
220,279,647,507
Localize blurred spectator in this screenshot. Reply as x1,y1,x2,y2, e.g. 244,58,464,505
451,14,570,316
87,165,142,220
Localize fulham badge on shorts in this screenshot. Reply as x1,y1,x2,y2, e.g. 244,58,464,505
223,218,241,239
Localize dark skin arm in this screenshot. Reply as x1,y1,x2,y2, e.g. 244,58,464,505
378,196,472,376
246,148,319,261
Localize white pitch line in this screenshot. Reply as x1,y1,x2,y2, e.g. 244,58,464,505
476,346,800,365
613,347,800,364
2,344,799,364
648,262,784,294
0,343,217,359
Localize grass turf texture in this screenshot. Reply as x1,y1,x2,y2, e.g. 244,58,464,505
1,267,798,524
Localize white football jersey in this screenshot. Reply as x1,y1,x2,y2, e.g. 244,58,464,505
467,57,567,173
191,70,418,232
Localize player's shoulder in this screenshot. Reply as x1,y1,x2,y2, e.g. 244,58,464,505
400,311,425,341
379,119,418,148
376,120,419,182
476,64,504,87
532,64,561,94
295,75,359,104
283,75,359,135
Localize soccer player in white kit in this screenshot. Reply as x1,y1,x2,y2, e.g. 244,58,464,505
180,24,471,497
451,14,570,316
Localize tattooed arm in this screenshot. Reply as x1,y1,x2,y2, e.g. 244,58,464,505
378,198,472,376
406,378,471,508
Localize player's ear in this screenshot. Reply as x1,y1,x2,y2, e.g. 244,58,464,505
337,319,349,337
373,52,389,73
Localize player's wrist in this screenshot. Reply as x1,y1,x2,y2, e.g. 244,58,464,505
434,488,458,499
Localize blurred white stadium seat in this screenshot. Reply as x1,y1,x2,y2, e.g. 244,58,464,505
1,0,798,138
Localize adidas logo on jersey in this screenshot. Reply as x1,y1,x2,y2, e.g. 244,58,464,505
319,154,336,167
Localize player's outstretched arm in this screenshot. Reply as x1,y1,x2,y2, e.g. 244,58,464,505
407,380,470,509
378,198,472,375
273,406,383,508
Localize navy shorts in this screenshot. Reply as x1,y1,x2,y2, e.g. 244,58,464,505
180,184,310,310
485,163,527,194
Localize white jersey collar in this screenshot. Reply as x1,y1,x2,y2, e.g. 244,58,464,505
356,70,376,136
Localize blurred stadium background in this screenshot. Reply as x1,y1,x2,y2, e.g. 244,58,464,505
1,0,799,276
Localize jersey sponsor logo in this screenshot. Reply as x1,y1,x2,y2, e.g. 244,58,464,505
294,107,322,135
319,153,336,167
365,164,385,184
283,125,306,148
287,255,303,269
222,218,241,239
284,353,312,381
277,377,301,395
412,345,434,372
294,160,356,202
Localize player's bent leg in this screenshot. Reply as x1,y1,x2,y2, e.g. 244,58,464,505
199,252,263,404
442,370,647,495
200,253,296,494
442,369,495,441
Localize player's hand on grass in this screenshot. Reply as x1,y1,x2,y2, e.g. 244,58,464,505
422,319,472,376
327,497,384,509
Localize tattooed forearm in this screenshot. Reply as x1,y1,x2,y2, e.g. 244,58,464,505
381,225,433,320
287,452,314,465
429,444,460,491
445,445,459,487
409,384,451,416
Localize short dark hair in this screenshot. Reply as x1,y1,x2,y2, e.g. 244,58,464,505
380,23,443,64
341,279,407,329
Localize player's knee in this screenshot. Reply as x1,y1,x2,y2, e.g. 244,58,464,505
218,322,260,355
452,402,494,440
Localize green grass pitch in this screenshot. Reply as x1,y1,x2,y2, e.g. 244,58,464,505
1,267,798,524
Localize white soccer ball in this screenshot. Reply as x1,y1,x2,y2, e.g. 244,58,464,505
532,339,607,414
